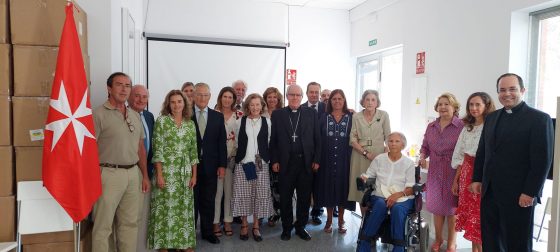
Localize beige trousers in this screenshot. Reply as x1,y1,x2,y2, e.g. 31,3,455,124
214,163,234,223
92,167,142,252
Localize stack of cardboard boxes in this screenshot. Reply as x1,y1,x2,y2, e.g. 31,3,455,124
0,0,92,250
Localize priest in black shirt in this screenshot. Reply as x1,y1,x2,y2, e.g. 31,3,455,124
471,73,553,252
270,84,321,241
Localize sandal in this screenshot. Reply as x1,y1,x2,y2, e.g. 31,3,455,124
431,240,443,252
239,225,249,241
252,227,263,242
445,244,457,252
213,224,223,237
338,221,347,234
223,223,233,236
324,220,332,233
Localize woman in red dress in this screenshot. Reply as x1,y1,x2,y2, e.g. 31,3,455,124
451,92,495,252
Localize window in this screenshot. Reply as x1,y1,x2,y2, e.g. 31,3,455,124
356,47,403,130
527,6,560,116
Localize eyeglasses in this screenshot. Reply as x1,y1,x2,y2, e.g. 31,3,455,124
287,93,302,97
125,115,135,132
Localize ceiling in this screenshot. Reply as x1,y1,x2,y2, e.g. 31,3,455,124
254,0,368,10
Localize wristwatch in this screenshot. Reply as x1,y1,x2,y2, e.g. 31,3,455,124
362,150,368,157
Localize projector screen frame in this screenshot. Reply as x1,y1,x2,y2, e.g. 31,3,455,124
145,34,287,112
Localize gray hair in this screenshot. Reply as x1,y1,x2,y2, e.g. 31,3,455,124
360,89,381,108
388,131,407,148
194,82,210,93
287,84,302,95
232,80,247,90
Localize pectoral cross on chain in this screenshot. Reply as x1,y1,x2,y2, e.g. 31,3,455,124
292,133,298,142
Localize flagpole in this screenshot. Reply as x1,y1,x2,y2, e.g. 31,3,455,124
74,221,81,252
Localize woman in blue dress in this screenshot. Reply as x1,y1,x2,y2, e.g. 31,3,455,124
314,89,353,234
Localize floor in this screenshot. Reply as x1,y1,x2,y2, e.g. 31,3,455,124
195,210,468,252
194,204,551,252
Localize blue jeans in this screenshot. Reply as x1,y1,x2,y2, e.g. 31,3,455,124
357,196,414,252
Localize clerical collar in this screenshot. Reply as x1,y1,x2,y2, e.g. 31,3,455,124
289,106,300,113
504,101,524,114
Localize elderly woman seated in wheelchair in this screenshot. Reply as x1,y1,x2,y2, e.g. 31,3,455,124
356,132,416,252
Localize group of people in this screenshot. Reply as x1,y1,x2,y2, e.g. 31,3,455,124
356,73,553,252
90,71,553,252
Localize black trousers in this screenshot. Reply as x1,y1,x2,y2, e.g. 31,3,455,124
481,186,534,252
194,168,218,237
279,155,313,231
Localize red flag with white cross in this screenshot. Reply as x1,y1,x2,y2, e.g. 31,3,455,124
42,2,101,222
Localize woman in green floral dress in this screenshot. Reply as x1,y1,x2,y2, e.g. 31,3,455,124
148,90,198,252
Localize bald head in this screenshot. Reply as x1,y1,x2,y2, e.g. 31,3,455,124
128,85,149,112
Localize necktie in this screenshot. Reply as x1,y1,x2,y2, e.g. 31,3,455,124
140,111,150,153
199,110,207,138
311,104,317,111
235,104,241,110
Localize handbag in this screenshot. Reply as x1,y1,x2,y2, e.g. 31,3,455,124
242,162,258,181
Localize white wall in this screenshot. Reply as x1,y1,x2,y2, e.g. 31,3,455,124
143,0,354,106
350,0,555,146
286,6,355,106
76,0,146,108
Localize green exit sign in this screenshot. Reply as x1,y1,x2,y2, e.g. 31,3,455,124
369,39,377,46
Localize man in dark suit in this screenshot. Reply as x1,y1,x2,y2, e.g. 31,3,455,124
301,81,326,225
271,84,321,241
128,84,155,252
471,73,553,252
192,82,228,244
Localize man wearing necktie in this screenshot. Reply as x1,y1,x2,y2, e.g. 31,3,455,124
192,83,227,244
301,82,326,225
127,85,154,252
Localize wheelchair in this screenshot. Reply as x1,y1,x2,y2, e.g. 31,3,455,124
356,166,429,252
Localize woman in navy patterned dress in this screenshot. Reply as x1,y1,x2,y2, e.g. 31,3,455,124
314,89,353,234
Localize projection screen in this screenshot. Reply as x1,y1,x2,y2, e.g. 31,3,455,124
147,37,286,114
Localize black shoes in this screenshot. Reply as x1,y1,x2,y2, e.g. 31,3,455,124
280,230,291,241
311,215,322,225
295,228,312,241
202,235,220,244
333,207,339,217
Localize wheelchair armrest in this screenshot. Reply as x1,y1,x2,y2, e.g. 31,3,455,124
356,177,376,191
412,183,425,196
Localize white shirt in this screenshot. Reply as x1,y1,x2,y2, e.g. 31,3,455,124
451,124,483,169
236,117,271,164
361,153,415,199
194,106,209,122
307,101,319,112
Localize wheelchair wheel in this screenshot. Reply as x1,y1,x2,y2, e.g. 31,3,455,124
419,224,429,252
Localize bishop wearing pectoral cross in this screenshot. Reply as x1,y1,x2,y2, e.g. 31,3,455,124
269,84,321,242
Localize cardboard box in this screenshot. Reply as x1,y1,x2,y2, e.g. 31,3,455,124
12,97,49,146
0,0,8,43
0,44,11,95
0,146,13,196
0,196,15,242
23,230,91,252
21,220,90,245
13,45,58,97
15,146,42,182
0,95,11,146
10,0,87,52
